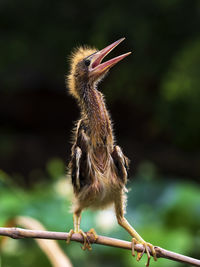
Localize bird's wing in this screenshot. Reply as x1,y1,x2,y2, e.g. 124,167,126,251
70,120,89,192
71,146,82,191
111,145,129,184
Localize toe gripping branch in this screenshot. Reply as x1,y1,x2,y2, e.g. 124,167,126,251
131,238,157,267
67,229,157,266
66,228,98,251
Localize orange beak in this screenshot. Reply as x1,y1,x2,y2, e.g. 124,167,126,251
89,38,131,76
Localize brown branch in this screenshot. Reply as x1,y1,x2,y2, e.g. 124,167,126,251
0,227,199,266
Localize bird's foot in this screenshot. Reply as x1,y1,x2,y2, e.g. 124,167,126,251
87,228,98,242
66,229,74,244
131,238,157,267
66,229,92,251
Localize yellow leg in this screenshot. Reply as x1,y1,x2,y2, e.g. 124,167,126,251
115,194,157,266
66,210,98,251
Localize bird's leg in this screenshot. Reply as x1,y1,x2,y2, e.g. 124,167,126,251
115,195,157,266
117,216,157,266
66,209,92,250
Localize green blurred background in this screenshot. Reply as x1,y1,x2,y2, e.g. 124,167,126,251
0,0,200,266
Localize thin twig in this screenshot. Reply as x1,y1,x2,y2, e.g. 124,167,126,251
0,227,199,266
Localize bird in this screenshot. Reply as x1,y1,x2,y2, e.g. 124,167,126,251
66,38,157,266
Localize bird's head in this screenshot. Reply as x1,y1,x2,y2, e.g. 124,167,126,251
67,38,131,100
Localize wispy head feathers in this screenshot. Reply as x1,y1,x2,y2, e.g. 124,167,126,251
66,46,97,98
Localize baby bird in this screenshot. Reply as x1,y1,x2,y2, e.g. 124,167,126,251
66,38,157,266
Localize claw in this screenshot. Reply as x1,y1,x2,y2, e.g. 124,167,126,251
131,238,136,256
66,229,74,244
144,242,157,266
87,228,98,242
131,239,157,266
136,246,145,262
149,244,157,261
66,229,92,251
79,229,92,250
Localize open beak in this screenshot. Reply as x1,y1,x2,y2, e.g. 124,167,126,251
89,38,131,76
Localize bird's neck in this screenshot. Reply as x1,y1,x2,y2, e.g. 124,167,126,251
81,84,113,147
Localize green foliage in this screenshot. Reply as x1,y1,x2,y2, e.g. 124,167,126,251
157,38,200,148
46,158,66,180
0,159,200,267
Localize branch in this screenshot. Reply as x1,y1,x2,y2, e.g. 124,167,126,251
0,227,199,266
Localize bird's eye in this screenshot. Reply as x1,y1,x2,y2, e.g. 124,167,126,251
84,59,91,66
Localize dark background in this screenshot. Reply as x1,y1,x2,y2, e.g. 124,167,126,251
1,0,200,184
0,1,200,267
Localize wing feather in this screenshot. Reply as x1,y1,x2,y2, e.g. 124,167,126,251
111,145,129,184
69,119,89,193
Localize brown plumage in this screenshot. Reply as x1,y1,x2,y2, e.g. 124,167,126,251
66,38,157,266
